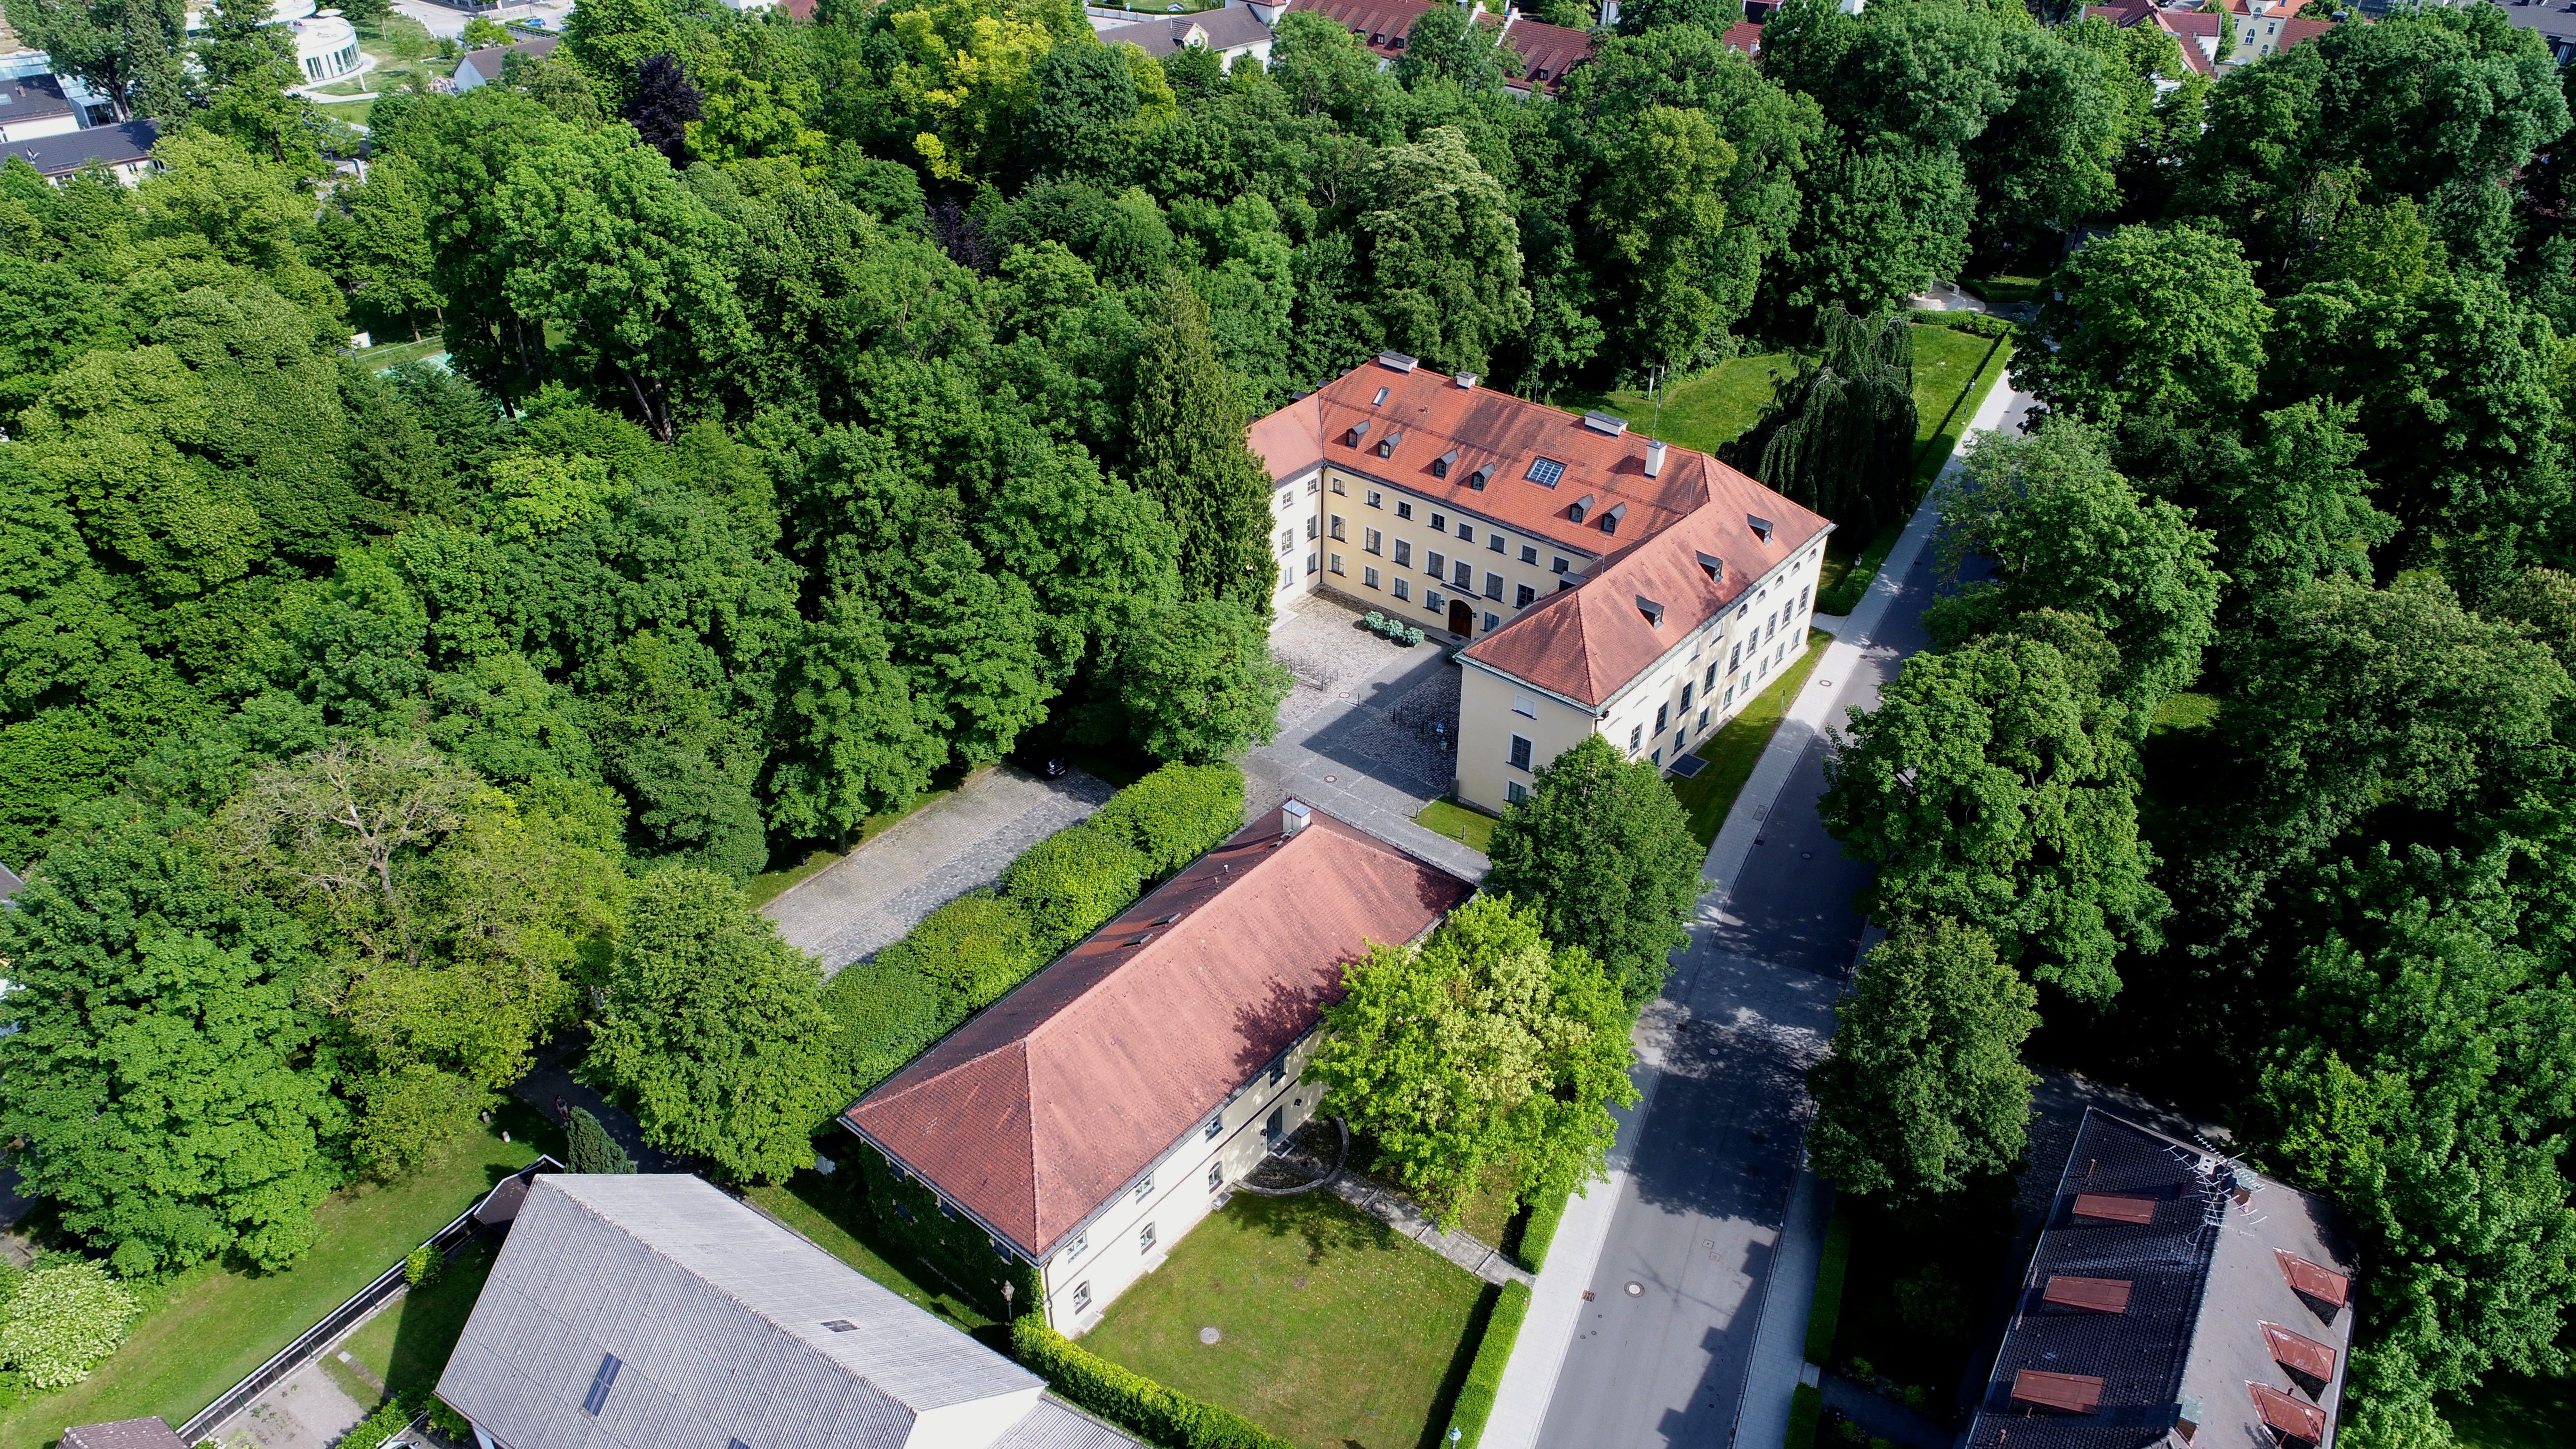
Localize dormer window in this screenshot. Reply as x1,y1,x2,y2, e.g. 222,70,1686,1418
1601,502,1628,535
1344,421,1371,448
1697,551,1725,584
1636,596,1665,628
1748,515,1774,543
1568,493,1595,524
1468,466,1492,491
1433,449,1458,479
1376,431,1401,459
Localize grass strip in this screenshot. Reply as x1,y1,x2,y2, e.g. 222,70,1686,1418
1443,1280,1533,1449
1804,1207,1853,1365
1667,629,1833,850
1416,797,1501,854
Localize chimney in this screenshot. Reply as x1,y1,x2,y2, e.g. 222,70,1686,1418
1455,372,1477,389
1646,439,1666,477
1281,799,1312,840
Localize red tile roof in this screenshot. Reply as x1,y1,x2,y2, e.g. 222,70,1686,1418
1501,16,1594,93
1722,18,1763,54
843,806,1472,1257
1253,357,1831,708
1292,0,1442,62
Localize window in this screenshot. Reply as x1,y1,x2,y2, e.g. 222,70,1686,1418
1365,527,1383,554
1706,663,1717,690
1426,589,1445,612
1698,706,1709,729
893,1201,914,1221
1305,479,1319,495
1364,566,1380,588
1430,512,1448,531
1427,549,1446,576
1526,458,1566,486
1063,1232,1089,1261
1651,748,1663,767
1681,683,1694,708
1278,529,1293,554
1278,491,1291,510
936,1200,956,1220
1521,545,1538,564
1509,734,1534,770
1629,724,1642,751
1367,490,1383,507
1483,572,1503,599
1269,1055,1287,1086
582,1352,623,1416
1452,560,1472,588
1331,477,1346,495
1515,584,1536,608
1397,500,1414,520
1512,694,1538,718
1072,1281,1092,1312
1134,1174,1155,1201
1305,517,1318,540
1457,523,1473,541
1208,1161,1225,1191
1373,386,1389,405
1328,553,1344,574
1729,643,1742,671
1725,683,1737,706
1306,552,1319,575
1655,703,1669,732
1139,1221,1158,1252
1558,578,1576,592
1394,578,1410,601
1394,539,1413,566
1483,612,1500,632
1800,585,1811,612
1676,730,1688,754
1204,1112,1223,1140
1488,534,1505,553
1506,781,1529,805
1280,563,1294,588
1329,515,1345,540
1552,555,1571,574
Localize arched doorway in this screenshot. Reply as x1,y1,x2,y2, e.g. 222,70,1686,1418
1448,599,1474,636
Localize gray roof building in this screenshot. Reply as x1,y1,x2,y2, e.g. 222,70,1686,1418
60,1421,189,1449
436,1174,1139,1449
0,120,158,181
1965,1110,2358,1449
453,34,564,92
1095,5,1272,57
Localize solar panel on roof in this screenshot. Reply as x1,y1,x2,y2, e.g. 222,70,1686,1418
1527,458,1566,487
581,1352,622,1415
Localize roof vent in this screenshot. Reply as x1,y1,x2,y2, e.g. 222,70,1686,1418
1281,799,1312,838
1747,514,1774,543
1455,371,1477,389
1376,351,1418,373
1568,493,1595,524
1600,502,1628,535
1646,439,1667,477
1433,448,1458,478
1696,551,1725,584
1344,420,1371,448
1636,595,1665,628
1581,410,1629,437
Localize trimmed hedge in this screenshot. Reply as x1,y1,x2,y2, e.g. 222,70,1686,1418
1518,1186,1573,1272
877,890,1046,1013
1443,1280,1530,1449
1012,1315,1296,1449
1003,823,1150,951
1091,762,1247,877
1804,1208,1853,1365
1913,310,2018,339
822,952,958,1099
1787,1383,1823,1449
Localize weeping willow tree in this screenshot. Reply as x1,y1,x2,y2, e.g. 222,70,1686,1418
1723,308,1918,538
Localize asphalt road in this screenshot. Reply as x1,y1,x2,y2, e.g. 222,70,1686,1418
1533,389,2033,1449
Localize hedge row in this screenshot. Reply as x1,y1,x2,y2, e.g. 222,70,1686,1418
1787,1383,1823,1449
1517,1186,1572,1272
1803,1208,1853,1366
822,762,1247,1103
1912,309,2019,339
1442,1280,1531,1449
1012,1315,1295,1449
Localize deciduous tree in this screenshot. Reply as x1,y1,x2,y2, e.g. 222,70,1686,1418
1483,733,1703,1010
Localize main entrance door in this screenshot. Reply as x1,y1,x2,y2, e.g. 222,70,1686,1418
1448,599,1474,636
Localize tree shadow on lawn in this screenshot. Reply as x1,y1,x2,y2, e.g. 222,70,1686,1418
1233,1192,1400,1265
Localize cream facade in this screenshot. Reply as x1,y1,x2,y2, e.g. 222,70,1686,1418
1453,540,1828,815
1271,461,1605,637
1029,1029,1328,1335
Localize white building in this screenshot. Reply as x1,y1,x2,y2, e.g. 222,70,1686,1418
1249,354,1834,815
183,0,365,87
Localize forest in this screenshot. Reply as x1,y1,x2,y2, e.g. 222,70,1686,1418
0,0,2570,1437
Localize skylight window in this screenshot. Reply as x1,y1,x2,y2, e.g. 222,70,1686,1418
1372,386,1389,406
821,1320,857,1333
582,1353,623,1416
1526,458,1566,487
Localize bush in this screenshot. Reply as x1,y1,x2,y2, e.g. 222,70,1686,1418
403,1243,442,1288
876,891,1047,1013
1519,1185,1572,1272
1893,1262,1968,1338
1787,1384,1823,1449
1805,1208,1852,1364
1090,762,1246,877
821,951,958,1102
1012,1316,1295,1449
1443,1280,1530,1448
0,1262,138,1388
1002,823,1148,950
341,1391,428,1449
566,1106,637,1175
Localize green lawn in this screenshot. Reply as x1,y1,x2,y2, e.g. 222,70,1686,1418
743,1169,1001,1333
2444,1368,2576,1449
1816,329,2013,615
1414,798,1499,855
1667,628,1833,850
1083,1193,1488,1449
1563,352,1795,459
338,1240,500,1402
0,1103,556,1449
1962,274,2045,306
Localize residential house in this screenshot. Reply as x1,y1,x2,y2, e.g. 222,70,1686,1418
0,119,159,185
1280,0,1602,96
435,1173,1142,1449
1964,1109,2359,1449
843,801,1473,1334
2083,0,2334,76
1095,5,1276,65
0,73,81,144
2464,0,2576,65
452,33,562,92
1248,354,1832,815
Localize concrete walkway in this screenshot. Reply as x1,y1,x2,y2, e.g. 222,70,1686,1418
1328,1174,1534,1288
762,763,1117,973
1481,373,2032,1449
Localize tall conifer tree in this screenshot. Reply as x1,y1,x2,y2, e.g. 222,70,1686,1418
1128,275,1276,610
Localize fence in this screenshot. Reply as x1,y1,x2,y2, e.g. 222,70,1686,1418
177,1157,563,1444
